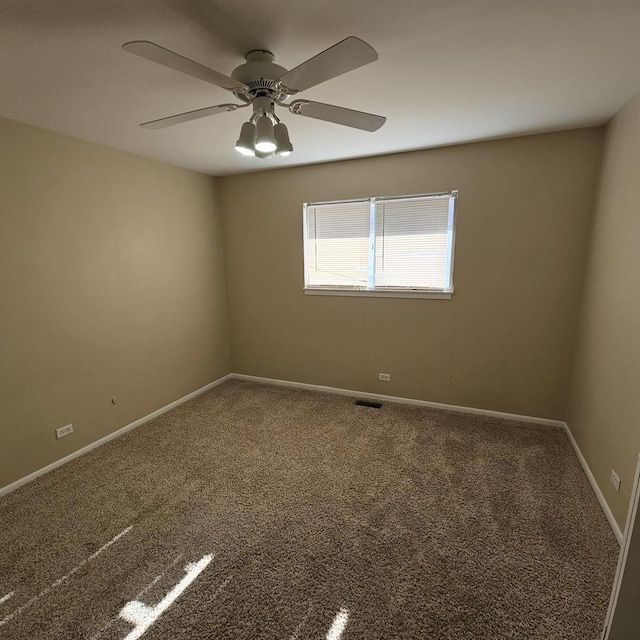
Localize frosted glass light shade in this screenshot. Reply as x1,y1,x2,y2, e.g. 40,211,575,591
255,116,276,152
235,122,256,156
274,122,293,156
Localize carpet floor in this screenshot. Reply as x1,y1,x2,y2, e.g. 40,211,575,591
0,380,619,639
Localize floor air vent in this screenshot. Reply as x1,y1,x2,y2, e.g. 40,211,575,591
355,399,383,409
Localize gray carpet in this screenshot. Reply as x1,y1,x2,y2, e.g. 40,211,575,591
0,380,619,639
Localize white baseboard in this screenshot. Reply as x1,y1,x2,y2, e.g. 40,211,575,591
231,373,566,428
0,374,233,498
563,422,623,545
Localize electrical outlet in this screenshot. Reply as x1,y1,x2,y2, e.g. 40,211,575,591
56,424,73,439
610,469,621,493
378,373,391,381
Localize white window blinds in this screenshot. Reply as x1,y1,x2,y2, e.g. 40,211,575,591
305,199,371,288
304,191,456,294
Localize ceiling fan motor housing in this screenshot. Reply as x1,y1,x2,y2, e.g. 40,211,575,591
231,50,289,99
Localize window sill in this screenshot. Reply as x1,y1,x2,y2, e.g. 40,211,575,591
303,288,453,300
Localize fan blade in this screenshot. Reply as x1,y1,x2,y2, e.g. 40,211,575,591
279,36,378,93
140,103,240,129
122,40,247,92
289,100,386,132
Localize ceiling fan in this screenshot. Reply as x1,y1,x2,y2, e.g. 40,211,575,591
122,36,386,159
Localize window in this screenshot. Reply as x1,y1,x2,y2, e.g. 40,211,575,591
303,191,457,298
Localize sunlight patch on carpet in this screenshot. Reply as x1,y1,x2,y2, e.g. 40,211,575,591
89,555,186,640
119,554,213,640
326,607,349,640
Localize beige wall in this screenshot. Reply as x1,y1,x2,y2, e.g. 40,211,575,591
0,117,230,489
220,129,603,420
566,91,640,529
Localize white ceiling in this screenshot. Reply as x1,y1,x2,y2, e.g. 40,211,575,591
2,0,640,176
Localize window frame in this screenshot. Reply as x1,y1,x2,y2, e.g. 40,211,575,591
303,190,458,299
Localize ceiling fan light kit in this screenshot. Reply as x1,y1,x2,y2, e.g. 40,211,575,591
123,36,387,160
233,96,292,157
